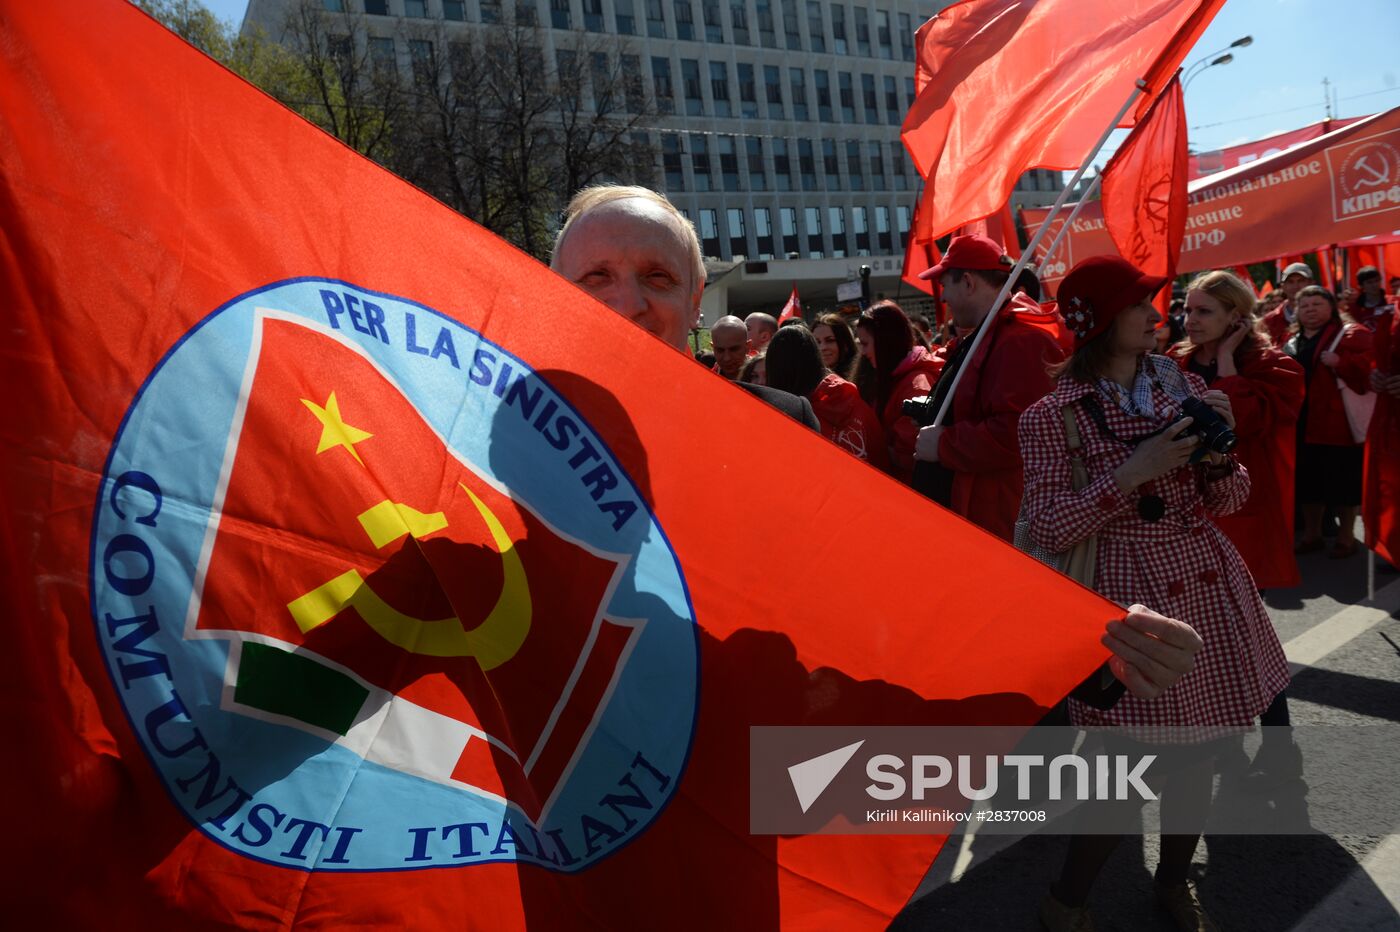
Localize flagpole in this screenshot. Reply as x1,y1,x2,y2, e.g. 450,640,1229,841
927,79,1148,430
1038,173,1103,273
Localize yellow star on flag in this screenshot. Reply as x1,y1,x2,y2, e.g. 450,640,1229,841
301,391,373,466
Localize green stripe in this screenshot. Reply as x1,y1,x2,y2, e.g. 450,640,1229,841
234,642,369,737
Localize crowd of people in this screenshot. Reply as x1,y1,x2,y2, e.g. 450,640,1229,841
551,183,1400,932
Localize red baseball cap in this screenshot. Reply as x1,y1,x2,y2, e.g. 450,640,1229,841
920,234,1014,280
1057,256,1168,349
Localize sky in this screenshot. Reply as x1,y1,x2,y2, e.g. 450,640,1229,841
200,0,1400,157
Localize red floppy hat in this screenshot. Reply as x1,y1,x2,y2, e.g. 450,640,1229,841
1057,255,1168,349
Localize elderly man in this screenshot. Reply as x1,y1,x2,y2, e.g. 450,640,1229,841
551,185,1199,701
1262,261,1313,347
710,316,751,380
745,312,778,352
549,185,816,427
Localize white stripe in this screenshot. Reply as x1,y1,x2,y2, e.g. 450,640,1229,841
1283,578,1400,668
1290,833,1400,932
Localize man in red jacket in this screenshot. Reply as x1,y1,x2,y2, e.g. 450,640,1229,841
1261,261,1313,347
911,235,1067,541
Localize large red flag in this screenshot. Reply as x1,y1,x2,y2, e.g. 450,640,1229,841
1,2,1125,928
903,0,1223,240
1365,316,1400,566
1102,73,1189,280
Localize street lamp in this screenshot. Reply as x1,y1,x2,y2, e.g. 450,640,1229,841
1183,35,1252,90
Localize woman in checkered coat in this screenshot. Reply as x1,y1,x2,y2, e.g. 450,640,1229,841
1024,257,1289,932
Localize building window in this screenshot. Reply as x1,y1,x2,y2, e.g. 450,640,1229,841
622,55,644,112
582,0,605,31
363,0,387,15
328,33,352,64
692,134,713,192
838,72,855,122
822,138,840,190
831,4,847,54
591,52,613,111
884,75,899,125
814,70,832,122
718,135,740,191
853,206,870,255
674,0,695,40
652,57,675,113
782,0,801,49
368,36,395,71
409,39,433,85
647,0,668,38
829,206,847,257
854,7,870,56
846,140,864,191
789,67,808,121
442,0,465,20
700,208,721,258
662,133,686,190
551,0,571,29
737,62,758,117
905,76,916,110
899,13,914,62
805,1,825,53
727,208,748,258
805,206,823,258
405,0,427,16
615,0,637,34
730,1,749,44
773,137,792,191
746,137,767,191
781,206,799,256
755,207,774,259
703,1,724,41
798,138,817,191
869,140,886,191
861,73,878,124
480,0,501,23
682,59,704,115
891,142,908,191
322,0,344,11
884,205,898,253
756,0,776,48
764,64,784,119
710,61,731,117
876,10,893,59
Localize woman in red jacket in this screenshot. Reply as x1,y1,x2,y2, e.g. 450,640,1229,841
1285,286,1375,558
854,301,943,483
1173,270,1306,588
811,313,860,381
764,325,888,469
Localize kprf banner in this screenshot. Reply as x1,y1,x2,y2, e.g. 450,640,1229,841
0,2,1123,928
1026,107,1400,294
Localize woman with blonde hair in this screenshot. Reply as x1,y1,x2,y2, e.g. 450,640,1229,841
1171,270,1305,589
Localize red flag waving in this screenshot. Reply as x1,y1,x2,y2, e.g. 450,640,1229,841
3,2,1126,929
1102,73,1189,280
902,0,1223,240
778,284,803,323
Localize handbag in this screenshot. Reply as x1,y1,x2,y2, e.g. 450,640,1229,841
1013,404,1098,586
1326,326,1376,443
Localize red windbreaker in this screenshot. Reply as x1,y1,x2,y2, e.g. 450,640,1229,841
808,373,889,470
1174,345,1306,588
880,347,944,483
1297,322,1374,446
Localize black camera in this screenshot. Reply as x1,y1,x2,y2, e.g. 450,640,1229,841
1180,396,1237,456
902,395,938,426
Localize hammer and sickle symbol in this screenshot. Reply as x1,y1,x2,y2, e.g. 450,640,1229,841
286,483,532,671
1353,154,1391,189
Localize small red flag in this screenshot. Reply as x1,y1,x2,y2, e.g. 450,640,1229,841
1102,73,1189,281
778,283,803,322
902,0,1223,241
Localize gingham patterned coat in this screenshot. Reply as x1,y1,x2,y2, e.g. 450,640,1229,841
1019,372,1290,731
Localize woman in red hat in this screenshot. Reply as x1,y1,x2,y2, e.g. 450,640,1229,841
1171,269,1306,588
764,324,888,468
854,301,943,483
1019,256,1289,932
1285,285,1374,558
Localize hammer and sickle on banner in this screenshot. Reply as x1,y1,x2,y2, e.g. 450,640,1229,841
287,483,533,671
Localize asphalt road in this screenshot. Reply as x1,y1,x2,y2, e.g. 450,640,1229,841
892,543,1400,932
